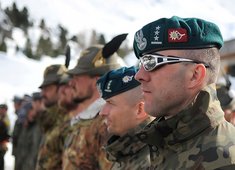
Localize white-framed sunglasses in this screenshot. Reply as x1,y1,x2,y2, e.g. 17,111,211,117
139,53,210,71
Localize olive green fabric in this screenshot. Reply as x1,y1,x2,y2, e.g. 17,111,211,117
39,64,67,88
67,45,125,76
105,118,151,170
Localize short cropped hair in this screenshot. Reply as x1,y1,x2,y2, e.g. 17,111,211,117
182,47,220,84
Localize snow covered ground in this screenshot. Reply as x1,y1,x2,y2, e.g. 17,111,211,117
5,143,14,170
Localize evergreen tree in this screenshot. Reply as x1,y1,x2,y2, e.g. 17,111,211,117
12,2,20,27
36,35,53,57
39,19,46,30
4,2,31,31
58,24,68,53
21,7,31,29
90,30,97,45
23,38,38,60
98,34,106,45
0,41,7,52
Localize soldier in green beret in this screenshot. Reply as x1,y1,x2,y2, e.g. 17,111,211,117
36,64,68,170
62,34,128,170
97,66,153,170
133,16,235,169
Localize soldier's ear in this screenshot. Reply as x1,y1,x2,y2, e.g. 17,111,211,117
136,102,147,119
188,64,206,89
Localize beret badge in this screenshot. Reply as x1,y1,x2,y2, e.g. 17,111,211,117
135,29,147,51
122,75,134,83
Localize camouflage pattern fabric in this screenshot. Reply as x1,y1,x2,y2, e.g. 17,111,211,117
136,84,235,169
62,99,112,170
37,105,63,134
105,118,151,170
36,105,67,170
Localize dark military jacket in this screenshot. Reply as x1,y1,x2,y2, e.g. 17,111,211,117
63,99,112,170
136,84,235,169
105,118,151,170
36,104,66,170
16,120,42,170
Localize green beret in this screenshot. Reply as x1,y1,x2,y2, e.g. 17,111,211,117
96,66,140,99
133,16,223,58
39,64,67,88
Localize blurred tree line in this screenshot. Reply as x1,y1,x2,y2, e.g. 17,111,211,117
0,2,131,60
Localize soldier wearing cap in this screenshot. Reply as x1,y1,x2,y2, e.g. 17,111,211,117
133,16,235,169
62,34,127,170
19,92,44,170
36,64,68,170
0,104,10,132
97,66,152,170
11,95,25,170
15,101,41,170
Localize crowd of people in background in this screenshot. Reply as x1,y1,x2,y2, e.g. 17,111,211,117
1,16,235,170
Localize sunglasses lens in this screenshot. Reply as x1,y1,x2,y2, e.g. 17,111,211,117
141,56,157,71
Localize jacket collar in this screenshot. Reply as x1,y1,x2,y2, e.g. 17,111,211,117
70,98,105,126
105,118,151,162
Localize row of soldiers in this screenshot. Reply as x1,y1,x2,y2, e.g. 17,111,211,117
12,33,147,170
10,15,235,170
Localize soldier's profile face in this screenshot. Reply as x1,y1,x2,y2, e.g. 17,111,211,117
70,75,95,104
58,84,75,109
41,84,58,107
99,94,138,136
135,50,190,117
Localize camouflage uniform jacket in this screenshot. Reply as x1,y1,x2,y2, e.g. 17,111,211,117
63,98,112,170
136,84,235,170
36,104,67,170
105,118,151,170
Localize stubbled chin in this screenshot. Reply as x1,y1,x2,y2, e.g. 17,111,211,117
143,92,152,101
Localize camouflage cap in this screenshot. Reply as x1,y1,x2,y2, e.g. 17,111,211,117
97,66,140,99
39,64,68,88
32,92,42,101
67,33,128,76
133,16,223,58
0,104,8,110
12,95,23,103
